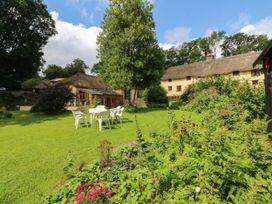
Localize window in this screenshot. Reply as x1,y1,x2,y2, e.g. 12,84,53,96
186,76,191,80
251,70,260,77
252,80,258,86
168,86,172,91
168,79,172,82
176,85,182,92
232,71,240,76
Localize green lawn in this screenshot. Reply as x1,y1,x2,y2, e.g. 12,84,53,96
0,109,201,203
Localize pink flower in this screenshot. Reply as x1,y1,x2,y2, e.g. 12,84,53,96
98,200,104,204
94,182,100,187
101,186,107,193
74,193,86,204
88,195,95,201
107,190,113,197
89,188,100,196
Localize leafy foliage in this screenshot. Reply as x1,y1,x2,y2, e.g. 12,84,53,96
97,140,113,168
221,33,268,57
0,106,12,118
96,0,165,102
181,76,265,121
0,0,56,89
63,58,90,77
44,59,89,79
45,75,271,203
164,31,268,68
21,77,42,90
43,64,64,79
31,85,73,114
143,85,168,107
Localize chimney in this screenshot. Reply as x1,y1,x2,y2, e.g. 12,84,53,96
206,53,214,61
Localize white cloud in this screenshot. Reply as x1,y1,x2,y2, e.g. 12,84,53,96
43,11,101,69
165,26,191,44
239,16,272,38
81,8,94,23
159,43,179,50
230,12,251,32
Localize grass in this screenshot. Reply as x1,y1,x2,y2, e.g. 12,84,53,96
0,108,201,203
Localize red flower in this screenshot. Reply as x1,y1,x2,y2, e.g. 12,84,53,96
98,200,104,204
89,188,100,196
101,186,107,193
88,195,95,201
74,193,86,204
94,182,100,187
107,190,113,197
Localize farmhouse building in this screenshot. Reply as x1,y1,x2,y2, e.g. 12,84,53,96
34,73,123,108
161,51,263,100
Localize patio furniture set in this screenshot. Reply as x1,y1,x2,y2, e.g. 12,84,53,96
72,105,125,131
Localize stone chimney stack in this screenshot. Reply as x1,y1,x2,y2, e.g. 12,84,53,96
206,53,214,61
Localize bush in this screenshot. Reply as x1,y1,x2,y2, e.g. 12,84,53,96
143,85,168,107
0,107,12,118
45,109,272,203
147,103,168,108
21,77,42,90
182,76,265,120
31,85,73,114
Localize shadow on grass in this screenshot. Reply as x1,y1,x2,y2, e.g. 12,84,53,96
125,107,169,114
0,111,71,127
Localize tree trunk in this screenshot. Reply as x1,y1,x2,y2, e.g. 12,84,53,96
124,89,132,106
133,86,138,103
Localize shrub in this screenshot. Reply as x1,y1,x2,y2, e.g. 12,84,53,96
0,107,12,118
97,140,113,168
21,77,42,90
182,76,265,120
31,85,73,114
4,112,12,118
143,85,168,107
74,182,113,204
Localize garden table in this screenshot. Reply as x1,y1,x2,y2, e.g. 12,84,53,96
89,107,107,126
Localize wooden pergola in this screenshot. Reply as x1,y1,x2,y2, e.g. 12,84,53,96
253,40,272,131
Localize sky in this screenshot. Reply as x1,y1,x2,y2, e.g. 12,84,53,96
42,0,272,68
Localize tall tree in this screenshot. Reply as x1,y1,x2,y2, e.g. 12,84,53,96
96,0,165,103
0,0,56,89
63,58,89,77
44,64,64,79
221,33,268,57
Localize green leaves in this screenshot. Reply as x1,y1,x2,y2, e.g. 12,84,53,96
0,0,56,89
97,0,164,95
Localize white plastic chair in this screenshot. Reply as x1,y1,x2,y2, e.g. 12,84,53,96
109,108,118,124
95,110,111,131
115,107,124,124
72,110,88,129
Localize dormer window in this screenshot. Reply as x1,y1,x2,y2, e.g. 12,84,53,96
186,76,191,80
233,71,240,76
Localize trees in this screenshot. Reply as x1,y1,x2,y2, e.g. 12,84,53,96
44,65,64,79
164,31,225,69
221,33,268,57
44,59,89,79
31,85,73,114
164,31,268,68
96,0,165,103
63,58,90,77
0,0,56,89
21,77,42,90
